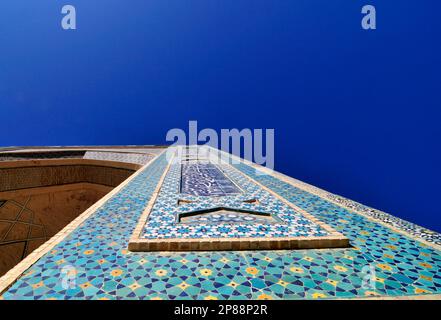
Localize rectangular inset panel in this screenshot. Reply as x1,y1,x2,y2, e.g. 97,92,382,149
130,150,350,251
180,163,241,196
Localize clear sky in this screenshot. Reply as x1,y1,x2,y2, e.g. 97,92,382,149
1,1,440,231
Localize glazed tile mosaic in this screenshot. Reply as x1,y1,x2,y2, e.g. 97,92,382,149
0,148,159,166
83,151,155,166
1,146,441,300
251,163,441,246
180,209,280,225
180,162,241,196
133,152,340,245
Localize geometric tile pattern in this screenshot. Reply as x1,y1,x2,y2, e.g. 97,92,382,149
259,164,441,246
326,194,441,246
83,151,155,166
0,149,158,166
179,209,281,225
1,147,441,299
138,155,329,240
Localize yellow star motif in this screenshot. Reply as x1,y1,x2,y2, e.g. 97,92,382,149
374,277,385,284
311,293,327,299
129,282,141,291
263,257,273,262
199,268,212,276
32,281,44,289
177,282,190,290
326,279,338,286
414,288,431,294
110,269,123,277
290,267,304,274
333,265,348,272
277,280,288,287
245,267,259,275
220,257,229,263
80,282,92,289
377,264,393,271
257,294,273,300
204,295,218,300
155,269,167,277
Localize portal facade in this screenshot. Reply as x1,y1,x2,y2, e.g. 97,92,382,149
0,146,440,299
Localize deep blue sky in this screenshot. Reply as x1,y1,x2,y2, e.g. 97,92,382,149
1,1,440,231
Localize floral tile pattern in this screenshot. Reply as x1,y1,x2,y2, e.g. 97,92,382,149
1,147,441,300
180,162,241,196
139,157,329,240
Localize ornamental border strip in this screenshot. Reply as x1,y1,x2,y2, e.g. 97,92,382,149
129,148,349,251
